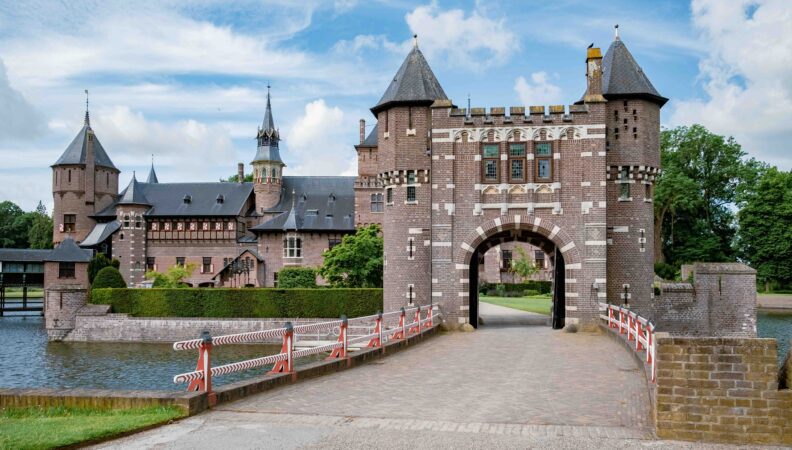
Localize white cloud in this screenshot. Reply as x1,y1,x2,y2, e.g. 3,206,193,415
332,34,409,56
514,72,563,106
405,3,516,68
669,0,792,169
0,57,45,141
283,99,357,176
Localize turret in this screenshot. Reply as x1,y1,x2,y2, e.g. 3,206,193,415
252,85,285,213
374,36,448,311
602,26,667,314
52,93,119,245
113,173,151,286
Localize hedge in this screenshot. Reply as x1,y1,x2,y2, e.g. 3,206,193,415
92,267,127,290
479,281,552,296
91,288,382,319
277,267,317,288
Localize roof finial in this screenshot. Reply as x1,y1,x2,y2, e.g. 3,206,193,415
413,34,418,49
614,24,620,40
84,89,90,126
291,189,296,209
132,170,136,179
467,93,471,118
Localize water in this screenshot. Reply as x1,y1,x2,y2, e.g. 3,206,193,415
0,316,317,391
757,311,792,363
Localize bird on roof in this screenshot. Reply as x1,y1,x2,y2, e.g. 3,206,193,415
588,43,594,49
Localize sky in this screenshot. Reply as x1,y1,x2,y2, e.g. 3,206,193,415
0,0,790,212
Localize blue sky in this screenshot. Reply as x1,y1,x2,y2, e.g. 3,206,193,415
0,0,790,211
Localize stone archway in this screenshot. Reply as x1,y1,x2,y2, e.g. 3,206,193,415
454,215,584,329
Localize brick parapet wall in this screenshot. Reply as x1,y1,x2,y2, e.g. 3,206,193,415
654,336,792,445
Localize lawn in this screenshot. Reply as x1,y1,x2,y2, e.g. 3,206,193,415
3,288,44,298
0,405,185,449
480,294,552,315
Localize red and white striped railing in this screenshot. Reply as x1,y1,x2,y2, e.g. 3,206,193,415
172,305,440,396
598,302,656,382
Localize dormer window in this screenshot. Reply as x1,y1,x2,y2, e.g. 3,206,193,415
216,194,224,204
183,195,192,204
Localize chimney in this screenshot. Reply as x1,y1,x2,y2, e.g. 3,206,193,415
359,119,366,144
584,46,606,103
237,163,244,183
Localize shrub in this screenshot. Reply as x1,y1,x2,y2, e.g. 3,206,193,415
278,267,317,288
91,288,383,318
92,267,127,290
88,253,119,283
482,281,552,296
654,262,677,281
523,289,540,296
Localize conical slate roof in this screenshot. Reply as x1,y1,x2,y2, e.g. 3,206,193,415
117,173,150,206
261,88,275,133
53,123,118,170
46,237,92,262
252,87,284,164
146,162,159,183
601,38,667,106
371,44,447,114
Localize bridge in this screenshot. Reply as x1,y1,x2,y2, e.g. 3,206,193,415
95,304,661,448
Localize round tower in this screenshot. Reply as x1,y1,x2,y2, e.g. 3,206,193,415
602,28,667,313
252,86,285,213
373,36,448,311
52,96,119,245
113,173,151,287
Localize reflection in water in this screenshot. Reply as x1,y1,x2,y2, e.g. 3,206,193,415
0,316,314,391
757,311,792,363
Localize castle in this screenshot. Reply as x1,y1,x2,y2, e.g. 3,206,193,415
50,31,665,329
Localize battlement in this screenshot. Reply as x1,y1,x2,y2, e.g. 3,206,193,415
446,103,590,126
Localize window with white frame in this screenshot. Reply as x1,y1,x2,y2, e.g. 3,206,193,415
283,234,302,258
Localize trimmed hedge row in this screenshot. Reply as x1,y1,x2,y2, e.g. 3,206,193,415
479,281,552,295
92,288,382,318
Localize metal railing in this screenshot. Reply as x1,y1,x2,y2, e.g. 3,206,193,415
172,305,440,395
598,302,656,382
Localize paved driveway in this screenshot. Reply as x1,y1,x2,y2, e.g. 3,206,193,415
95,326,667,449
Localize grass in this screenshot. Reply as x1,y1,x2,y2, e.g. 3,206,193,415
480,294,552,315
0,405,185,449
3,287,44,298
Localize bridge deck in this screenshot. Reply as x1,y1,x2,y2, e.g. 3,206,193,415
97,324,656,448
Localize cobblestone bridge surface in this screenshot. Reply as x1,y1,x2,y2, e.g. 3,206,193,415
95,314,755,449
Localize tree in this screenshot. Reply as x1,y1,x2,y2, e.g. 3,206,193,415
88,253,120,283
0,201,26,247
737,168,792,290
319,225,383,288
221,173,253,183
146,263,196,288
92,266,127,290
27,201,53,249
654,125,765,268
509,246,538,281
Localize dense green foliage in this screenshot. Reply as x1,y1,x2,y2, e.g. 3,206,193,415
319,224,383,287
88,253,120,283
654,262,678,281
508,246,538,281
478,281,552,296
91,267,127,290
654,125,764,268
0,405,184,450
92,288,383,318
277,267,317,288
221,173,254,182
146,263,196,288
737,168,792,290
0,200,53,249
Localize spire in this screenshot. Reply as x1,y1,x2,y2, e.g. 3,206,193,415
84,89,90,127
262,83,275,132
371,39,448,114
253,84,284,165
614,24,620,41
601,34,667,106
117,172,150,206
146,155,159,183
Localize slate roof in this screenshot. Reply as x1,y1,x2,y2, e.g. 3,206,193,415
96,182,254,218
251,176,356,232
212,249,264,279
601,38,667,106
117,174,150,206
371,46,447,114
53,124,118,170
146,163,159,183
252,142,283,164
80,221,121,247
46,237,92,262
357,124,378,148
0,248,52,263
252,88,284,164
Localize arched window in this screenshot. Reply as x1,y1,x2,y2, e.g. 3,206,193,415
272,168,278,179
370,193,384,212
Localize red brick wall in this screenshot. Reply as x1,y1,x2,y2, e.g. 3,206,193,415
257,231,351,286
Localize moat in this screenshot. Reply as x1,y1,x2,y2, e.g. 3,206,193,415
0,313,789,391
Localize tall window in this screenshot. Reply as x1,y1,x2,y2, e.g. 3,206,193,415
135,215,142,229
202,257,212,273
63,214,76,232
534,251,546,269
501,250,513,271
645,183,653,200
283,234,302,258
535,142,552,180
58,262,75,278
509,143,525,182
482,144,499,182
620,167,631,199
123,214,130,229
370,193,384,212
176,257,185,267
406,170,416,184
386,188,393,205
146,257,155,272
406,186,416,202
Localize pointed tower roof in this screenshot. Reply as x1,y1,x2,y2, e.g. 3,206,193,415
371,36,447,114
117,173,150,206
46,237,92,262
261,84,275,133
53,97,118,170
601,33,667,106
146,158,159,183
253,85,284,164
